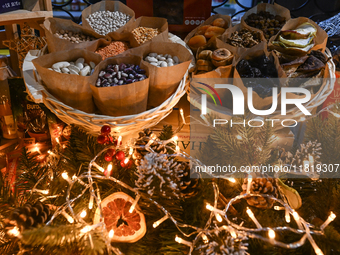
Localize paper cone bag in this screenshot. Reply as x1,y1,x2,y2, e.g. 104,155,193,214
32,49,102,113
89,55,149,116
233,41,286,110
220,22,266,56
82,0,135,37
129,41,193,108
268,17,328,55
129,16,169,47
43,18,108,53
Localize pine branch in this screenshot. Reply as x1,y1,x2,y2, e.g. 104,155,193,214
21,225,107,255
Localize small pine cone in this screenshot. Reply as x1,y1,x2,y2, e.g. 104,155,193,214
136,152,192,199
134,128,167,165
280,140,322,167
8,201,52,231
241,177,278,209
177,161,200,199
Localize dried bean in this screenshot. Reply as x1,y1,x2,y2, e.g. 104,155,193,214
95,41,129,60
132,27,160,44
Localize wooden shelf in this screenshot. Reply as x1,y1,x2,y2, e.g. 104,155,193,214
0,9,53,25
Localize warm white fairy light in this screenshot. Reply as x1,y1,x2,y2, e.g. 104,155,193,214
153,215,169,228
285,209,291,223
228,178,236,183
106,163,113,177
117,136,122,147
34,144,41,154
320,212,336,230
274,206,285,210
201,233,209,244
108,229,114,239
62,172,69,181
80,210,87,218
246,207,262,229
89,195,94,210
8,227,20,237
215,213,223,222
47,150,56,157
92,162,104,173
56,137,60,144
61,211,74,223
292,210,303,230
124,158,129,164
315,247,324,255
129,194,141,213
175,236,192,247
268,228,275,239
180,108,186,124
129,147,133,155
33,189,49,195
175,145,180,154
246,175,252,194
80,226,92,233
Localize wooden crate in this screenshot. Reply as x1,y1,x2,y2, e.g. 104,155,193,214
0,0,53,75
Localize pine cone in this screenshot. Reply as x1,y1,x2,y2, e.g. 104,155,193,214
136,152,196,199
134,129,167,165
280,140,322,167
6,201,52,232
196,229,248,255
177,161,200,199
241,177,278,209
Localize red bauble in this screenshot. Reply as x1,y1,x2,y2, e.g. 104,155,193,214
115,151,125,161
104,154,113,162
106,148,116,157
101,125,111,135
120,159,133,168
97,135,108,144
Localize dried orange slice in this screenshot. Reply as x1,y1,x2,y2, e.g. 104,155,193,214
93,192,146,243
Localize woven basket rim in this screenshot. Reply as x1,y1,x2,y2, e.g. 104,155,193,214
22,33,193,135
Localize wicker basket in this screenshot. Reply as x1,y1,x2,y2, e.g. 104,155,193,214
23,34,193,136
188,48,336,124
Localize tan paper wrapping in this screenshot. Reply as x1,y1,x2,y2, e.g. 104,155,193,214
233,41,286,109
32,49,102,113
268,17,328,55
184,14,232,44
43,18,108,53
82,0,135,37
129,16,169,47
89,56,149,116
220,22,266,56
128,41,193,108
241,3,291,25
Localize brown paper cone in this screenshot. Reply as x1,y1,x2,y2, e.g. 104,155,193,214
82,0,135,37
268,17,328,55
129,16,169,47
89,55,149,116
233,41,286,109
32,49,102,113
43,18,109,53
128,41,193,108
221,23,266,56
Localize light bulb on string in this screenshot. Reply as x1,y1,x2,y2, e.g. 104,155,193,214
129,194,141,213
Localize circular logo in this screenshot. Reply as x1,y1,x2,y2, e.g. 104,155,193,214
196,20,201,25
190,20,195,25
185,20,189,25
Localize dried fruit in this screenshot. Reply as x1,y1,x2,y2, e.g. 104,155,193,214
226,28,262,48
204,26,225,38
187,35,207,51
93,192,146,243
211,48,233,67
212,18,226,28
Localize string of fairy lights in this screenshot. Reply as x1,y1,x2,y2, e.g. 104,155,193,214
6,104,340,254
